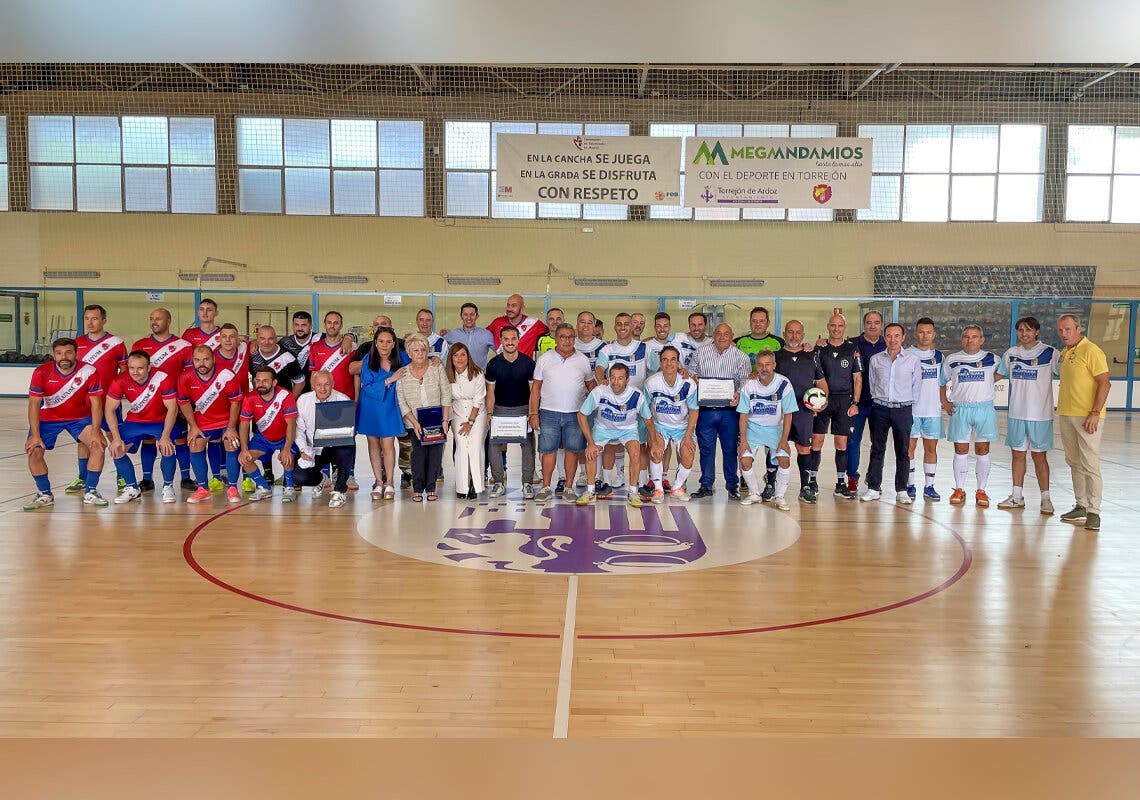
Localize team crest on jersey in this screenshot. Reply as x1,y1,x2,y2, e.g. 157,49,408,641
73,377,82,386
840,358,850,368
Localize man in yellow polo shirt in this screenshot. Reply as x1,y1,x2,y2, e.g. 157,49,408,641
535,307,563,356
1055,314,1110,531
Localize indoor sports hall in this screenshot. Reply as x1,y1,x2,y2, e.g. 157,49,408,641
0,55,1138,741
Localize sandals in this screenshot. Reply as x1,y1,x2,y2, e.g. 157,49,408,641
427,492,438,502
412,493,424,502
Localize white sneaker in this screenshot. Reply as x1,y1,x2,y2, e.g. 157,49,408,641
249,486,272,501
312,482,325,500
896,491,914,505
669,486,689,502
346,476,359,492
997,494,1025,510
113,485,142,505
328,491,347,508
281,486,297,503
773,495,791,511
383,485,395,500
83,490,109,507
860,489,882,502
1040,497,1054,516
23,492,54,511
739,493,761,506
161,484,177,503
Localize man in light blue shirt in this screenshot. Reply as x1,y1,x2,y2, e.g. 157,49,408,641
443,302,496,370
862,322,923,504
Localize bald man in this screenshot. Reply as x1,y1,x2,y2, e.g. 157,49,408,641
488,294,548,359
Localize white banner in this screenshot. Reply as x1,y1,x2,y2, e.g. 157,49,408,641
495,134,682,205
682,137,872,210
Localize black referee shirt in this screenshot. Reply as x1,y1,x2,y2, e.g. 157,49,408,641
775,348,824,398
813,340,862,395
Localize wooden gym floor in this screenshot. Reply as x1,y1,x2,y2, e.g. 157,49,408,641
0,399,1136,738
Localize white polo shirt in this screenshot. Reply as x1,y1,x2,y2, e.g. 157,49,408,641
534,348,594,413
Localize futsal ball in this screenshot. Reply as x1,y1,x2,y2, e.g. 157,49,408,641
803,387,828,412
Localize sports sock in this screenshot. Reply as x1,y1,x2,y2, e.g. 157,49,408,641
160,454,176,485
976,454,991,490
113,456,137,487
34,473,52,494
797,452,810,487
953,454,968,489
674,465,692,487
84,468,101,492
924,463,937,487
834,449,848,477
742,466,760,496
176,442,192,477
207,440,224,479
190,450,210,488
78,456,89,481
1012,485,1024,500
139,441,157,480
909,462,917,488
775,466,791,498
226,450,241,487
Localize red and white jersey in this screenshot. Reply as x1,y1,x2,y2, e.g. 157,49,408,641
75,332,127,390
488,314,548,359
182,325,222,351
215,342,251,392
307,337,356,399
240,387,298,442
178,366,242,431
132,334,193,381
29,362,103,423
108,371,176,424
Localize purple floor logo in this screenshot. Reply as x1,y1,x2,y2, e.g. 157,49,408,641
356,498,801,576
436,505,707,574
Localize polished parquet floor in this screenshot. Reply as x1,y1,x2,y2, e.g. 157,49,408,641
1,400,1137,737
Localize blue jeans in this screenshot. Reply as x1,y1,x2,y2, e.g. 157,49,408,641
846,404,873,481
696,408,739,491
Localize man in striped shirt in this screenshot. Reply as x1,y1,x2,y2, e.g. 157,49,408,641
689,323,751,500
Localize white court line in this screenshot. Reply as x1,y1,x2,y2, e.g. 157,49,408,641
552,574,579,739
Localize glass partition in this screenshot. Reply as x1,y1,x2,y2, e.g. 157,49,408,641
552,296,660,340
781,299,847,344
82,288,199,349
210,291,313,340
317,292,430,342
897,299,1008,353
0,290,83,359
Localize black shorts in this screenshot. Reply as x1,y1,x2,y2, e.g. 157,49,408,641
812,393,856,436
789,408,815,447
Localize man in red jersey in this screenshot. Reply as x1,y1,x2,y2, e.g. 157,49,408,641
104,350,181,504
178,345,243,504
132,307,196,491
181,297,222,350
214,323,250,391
307,311,355,399
24,338,108,511
67,304,127,494
487,294,548,359
239,366,299,503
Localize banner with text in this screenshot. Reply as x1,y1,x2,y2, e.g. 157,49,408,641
495,134,682,205
682,137,872,210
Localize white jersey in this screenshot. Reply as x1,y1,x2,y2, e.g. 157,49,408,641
736,374,798,430
642,336,674,372
426,332,446,359
998,342,1060,422
574,337,606,370
643,372,698,430
941,350,998,404
906,346,944,417
596,339,653,388
671,332,713,369
579,384,648,434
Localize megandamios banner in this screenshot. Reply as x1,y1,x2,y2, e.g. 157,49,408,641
682,137,872,210
495,134,682,205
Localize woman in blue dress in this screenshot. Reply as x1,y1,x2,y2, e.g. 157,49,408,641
350,327,408,500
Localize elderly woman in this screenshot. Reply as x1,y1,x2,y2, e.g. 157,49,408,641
396,332,452,502
445,343,487,500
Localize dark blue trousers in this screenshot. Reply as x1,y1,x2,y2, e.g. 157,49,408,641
696,407,739,492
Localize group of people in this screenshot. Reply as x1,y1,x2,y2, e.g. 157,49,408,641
24,294,1111,530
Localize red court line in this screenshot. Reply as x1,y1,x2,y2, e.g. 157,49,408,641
182,505,560,640
577,504,973,640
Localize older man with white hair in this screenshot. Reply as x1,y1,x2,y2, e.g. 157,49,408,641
293,370,356,508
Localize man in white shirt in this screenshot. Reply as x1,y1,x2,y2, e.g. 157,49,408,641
996,316,1061,515
736,351,797,511
292,370,355,508
414,308,446,360
940,325,1000,508
573,311,606,370
642,312,675,370
905,317,945,502
643,345,699,503
596,312,657,493
576,363,649,507
672,311,714,370
862,323,923,504
530,324,597,504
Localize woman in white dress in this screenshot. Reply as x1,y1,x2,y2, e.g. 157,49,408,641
445,343,487,499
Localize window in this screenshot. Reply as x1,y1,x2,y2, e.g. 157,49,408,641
27,115,216,213
858,123,1045,222
1065,125,1140,222
0,116,7,211
236,118,423,216
444,121,631,219
649,123,839,221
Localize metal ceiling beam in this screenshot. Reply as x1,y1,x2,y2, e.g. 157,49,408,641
178,62,221,90
850,63,899,97
410,64,435,93
1070,63,1133,100
636,67,649,98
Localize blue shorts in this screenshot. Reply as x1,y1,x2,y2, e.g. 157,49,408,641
537,409,586,454
745,426,789,464
593,428,641,446
32,417,91,450
910,415,945,440
194,426,233,444
248,432,287,455
105,417,187,441
655,425,692,446
947,402,1000,443
1005,418,1054,452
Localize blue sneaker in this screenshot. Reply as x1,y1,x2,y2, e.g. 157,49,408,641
923,485,941,502
906,485,917,500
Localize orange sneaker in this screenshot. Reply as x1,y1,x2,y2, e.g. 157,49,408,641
975,489,990,508
949,488,967,505
186,486,211,504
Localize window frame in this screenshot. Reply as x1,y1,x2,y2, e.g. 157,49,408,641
1064,124,1140,223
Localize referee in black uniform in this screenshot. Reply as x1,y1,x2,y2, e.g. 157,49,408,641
774,320,827,503
812,313,863,499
